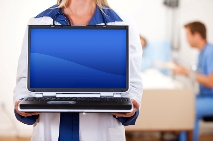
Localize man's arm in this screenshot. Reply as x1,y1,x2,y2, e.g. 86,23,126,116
171,63,213,89
196,73,213,88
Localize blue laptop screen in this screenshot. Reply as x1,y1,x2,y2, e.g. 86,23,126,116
29,27,127,89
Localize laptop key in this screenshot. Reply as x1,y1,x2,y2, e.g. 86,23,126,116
25,97,130,103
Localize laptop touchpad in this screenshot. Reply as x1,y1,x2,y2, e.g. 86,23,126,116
47,101,76,104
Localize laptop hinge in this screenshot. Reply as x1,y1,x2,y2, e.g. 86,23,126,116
56,93,100,97
34,93,121,97
35,92,56,97
100,93,121,97
113,93,122,97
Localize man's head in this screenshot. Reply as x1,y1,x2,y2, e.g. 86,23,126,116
140,36,147,49
184,21,207,48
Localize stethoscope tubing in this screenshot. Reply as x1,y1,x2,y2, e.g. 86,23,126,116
53,8,107,26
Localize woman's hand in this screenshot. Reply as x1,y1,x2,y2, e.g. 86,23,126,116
112,99,139,118
15,100,40,117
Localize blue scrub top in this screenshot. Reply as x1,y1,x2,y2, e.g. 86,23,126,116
197,43,213,95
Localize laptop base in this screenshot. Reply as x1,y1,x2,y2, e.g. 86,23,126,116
18,97,133,113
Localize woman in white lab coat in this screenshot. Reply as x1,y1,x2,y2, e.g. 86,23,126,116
14,0,143,141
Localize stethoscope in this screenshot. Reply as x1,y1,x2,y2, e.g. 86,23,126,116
52,7,107,25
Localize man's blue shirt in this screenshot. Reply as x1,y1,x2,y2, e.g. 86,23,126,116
197,43,213,95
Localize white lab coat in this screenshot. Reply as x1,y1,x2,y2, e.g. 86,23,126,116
13,12,143,141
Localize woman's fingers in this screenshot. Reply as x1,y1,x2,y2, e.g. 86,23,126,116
112,113,124,117
112,99,139,118
131,99,139,110
22,112,40,117
112,108,136,117
124,109,137,117
15,100,21,107
14,100,40,117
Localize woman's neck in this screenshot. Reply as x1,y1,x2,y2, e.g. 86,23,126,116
63,0,96,25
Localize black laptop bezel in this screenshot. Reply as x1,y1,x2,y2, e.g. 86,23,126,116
27,25,129,92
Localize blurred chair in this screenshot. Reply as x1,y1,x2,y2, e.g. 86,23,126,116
125,89,195,141
203,116,213,122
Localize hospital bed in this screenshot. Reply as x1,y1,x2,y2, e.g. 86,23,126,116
125,89,195,141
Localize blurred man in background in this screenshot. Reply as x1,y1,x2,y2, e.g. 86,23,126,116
172,21,213,141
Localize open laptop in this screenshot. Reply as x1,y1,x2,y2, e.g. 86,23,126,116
18,25,132,112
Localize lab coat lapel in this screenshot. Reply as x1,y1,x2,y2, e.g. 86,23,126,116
38,113,60,141
50,113,61,141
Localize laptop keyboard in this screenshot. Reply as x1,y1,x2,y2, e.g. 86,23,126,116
25,97,130,102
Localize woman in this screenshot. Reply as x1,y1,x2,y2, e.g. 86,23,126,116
14,0,143,140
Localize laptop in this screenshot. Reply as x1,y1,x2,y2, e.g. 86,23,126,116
18,25,132,112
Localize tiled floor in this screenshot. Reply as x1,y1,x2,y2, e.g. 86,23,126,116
0,137,29,141
126,133,213,141
0,133,213,141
